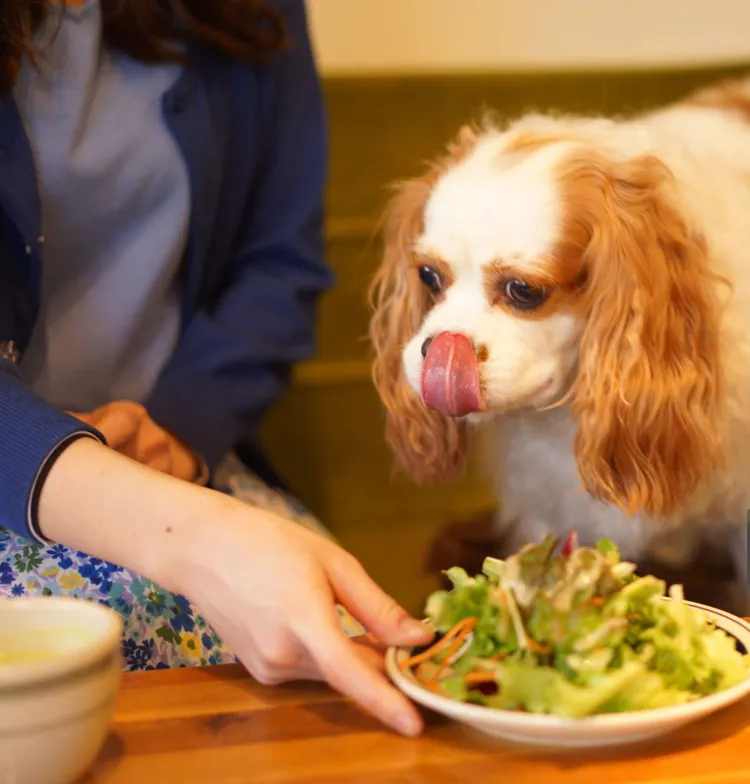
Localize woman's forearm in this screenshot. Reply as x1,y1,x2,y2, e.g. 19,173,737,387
36,437,432,736
36,437,234,594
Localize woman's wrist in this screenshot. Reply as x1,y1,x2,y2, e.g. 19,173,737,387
155,483,250,598
36,436,237,594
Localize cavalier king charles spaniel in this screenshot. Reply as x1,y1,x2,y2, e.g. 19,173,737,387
368,75,750,609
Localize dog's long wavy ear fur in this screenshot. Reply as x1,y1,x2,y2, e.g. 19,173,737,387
367,128,479,484
565,151,726,518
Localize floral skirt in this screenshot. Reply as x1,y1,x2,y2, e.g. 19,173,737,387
0,453,364,671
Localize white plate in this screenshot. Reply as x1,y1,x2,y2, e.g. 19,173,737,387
386,600,750,748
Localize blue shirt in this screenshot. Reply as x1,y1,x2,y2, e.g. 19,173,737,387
0,0,332,543
14,0,189,411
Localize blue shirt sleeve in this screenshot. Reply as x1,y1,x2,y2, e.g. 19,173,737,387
0,358,105,542
145,0,333,470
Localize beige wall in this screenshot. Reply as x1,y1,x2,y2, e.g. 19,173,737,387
308,0,750,74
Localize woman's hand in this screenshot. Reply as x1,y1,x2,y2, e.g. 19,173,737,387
69,401,202,482
38,438,434,736
170,494,434,735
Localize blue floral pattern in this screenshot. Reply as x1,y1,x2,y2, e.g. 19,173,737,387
0,453,363,670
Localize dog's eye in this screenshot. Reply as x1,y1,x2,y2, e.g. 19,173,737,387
504,280,548,310
418,265,442,295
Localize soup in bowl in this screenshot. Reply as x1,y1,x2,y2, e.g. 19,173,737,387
0,596,123,784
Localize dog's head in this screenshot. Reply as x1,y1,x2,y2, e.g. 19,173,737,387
368,117,726,518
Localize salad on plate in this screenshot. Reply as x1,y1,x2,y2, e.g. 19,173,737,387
400,533,750,718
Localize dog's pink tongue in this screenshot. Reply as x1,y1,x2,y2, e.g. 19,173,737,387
421,332,482,417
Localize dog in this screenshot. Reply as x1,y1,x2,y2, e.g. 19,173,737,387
368,75,750,613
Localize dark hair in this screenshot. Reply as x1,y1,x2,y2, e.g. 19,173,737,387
0,0,289,98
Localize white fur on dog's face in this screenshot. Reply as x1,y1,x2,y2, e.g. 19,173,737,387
401,135,583,416
369,111,724,520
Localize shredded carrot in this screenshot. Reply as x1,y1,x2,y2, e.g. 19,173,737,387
399,616,477,670
488,651,506,661
464,671,499,684
591,597,604,607
526,638,552,655
430,618,477,681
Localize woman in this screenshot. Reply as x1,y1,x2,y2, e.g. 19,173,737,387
0,0,432,736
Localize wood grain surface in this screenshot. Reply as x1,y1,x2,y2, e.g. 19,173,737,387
84,662,750,784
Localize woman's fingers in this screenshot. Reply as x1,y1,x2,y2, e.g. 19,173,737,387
239,631,389,688
348,635,388,675
350,631,387,651
316,629,422,736
90,407,141,451
75,403,176,475
167,438,201,482
65,402,199,480
296,599,423,737
133,421,173,474
327,553,433,649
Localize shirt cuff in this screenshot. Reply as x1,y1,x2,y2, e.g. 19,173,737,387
26,431,106,546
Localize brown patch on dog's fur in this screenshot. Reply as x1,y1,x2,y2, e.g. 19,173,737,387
482,259,586,320
494,126,726,517
555,147,726,518
370,117,727,517
368,125,480,485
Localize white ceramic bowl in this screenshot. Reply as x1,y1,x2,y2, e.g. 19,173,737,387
0,596,123,784
386,600,750,748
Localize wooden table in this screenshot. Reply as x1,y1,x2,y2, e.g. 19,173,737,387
84,663,750,783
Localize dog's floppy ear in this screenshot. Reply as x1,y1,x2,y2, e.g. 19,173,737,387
368,125,480,484
565,151,726,518
368,176,468,484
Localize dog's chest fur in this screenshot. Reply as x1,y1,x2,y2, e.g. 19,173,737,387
481,407,730,567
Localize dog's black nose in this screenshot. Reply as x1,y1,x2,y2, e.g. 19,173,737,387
421,337,434,358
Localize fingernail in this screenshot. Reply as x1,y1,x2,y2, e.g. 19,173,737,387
403,619,434,643
395,712,421,737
